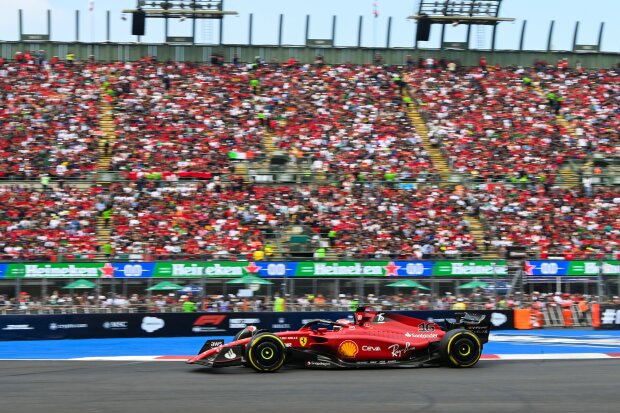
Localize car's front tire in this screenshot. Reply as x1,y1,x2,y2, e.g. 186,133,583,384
245,333,286,373
439,329,481,368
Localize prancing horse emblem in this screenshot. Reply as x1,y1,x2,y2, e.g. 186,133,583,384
300,337,308,346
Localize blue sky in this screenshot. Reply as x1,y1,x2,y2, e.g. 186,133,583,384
2,0,619,52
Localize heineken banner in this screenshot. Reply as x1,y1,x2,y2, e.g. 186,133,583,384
525,261,620,276
433,261,507,277
294,261,434,277
0,260,511,278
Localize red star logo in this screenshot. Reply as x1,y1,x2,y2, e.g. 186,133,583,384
384,261,401,276
245,262,261,274
524,261,535,275
99,263,115,278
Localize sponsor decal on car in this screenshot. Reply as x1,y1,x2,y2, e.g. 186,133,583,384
300,337,308,347
49,323,88,330
103,321,128,330
417,322,436,332
141,317,165,333
388,342,414,358
229,318,260,329
1,324,34,331
306,361,331,367
338,340,359,358
361,345,381,352
224,349,237,360
206,339,225,349
405,332,439,339
192,315,226,333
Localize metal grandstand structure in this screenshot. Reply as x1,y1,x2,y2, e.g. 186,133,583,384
122,1,237,19
408,1,514,49
121,1,238,43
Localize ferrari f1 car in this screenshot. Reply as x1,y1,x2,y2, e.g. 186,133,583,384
187,308,491,372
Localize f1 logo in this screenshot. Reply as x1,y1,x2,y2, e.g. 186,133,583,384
193,315,226,326
300,337,308,347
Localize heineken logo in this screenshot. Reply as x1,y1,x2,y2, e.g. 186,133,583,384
169,264,244,276
23,265,99,278
312,263,383,276
437,262,507,276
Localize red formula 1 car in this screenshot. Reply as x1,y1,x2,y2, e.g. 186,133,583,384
187,308,491,372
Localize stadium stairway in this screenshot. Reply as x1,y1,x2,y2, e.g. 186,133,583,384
97,96,115,173
405,92,501,260
531,84,580,188
95,85,116,255
404,101,452,182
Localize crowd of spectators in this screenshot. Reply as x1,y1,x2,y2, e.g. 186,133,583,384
110,59,270,177
102,180,478,260
472,185,620,259
0,185,99,261
265,65,438,182
1,290,612,319
0,57,102,179
538,66,619,160
410,66,572,184
1,54,619,262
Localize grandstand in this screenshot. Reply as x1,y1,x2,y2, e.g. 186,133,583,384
1,2,619,312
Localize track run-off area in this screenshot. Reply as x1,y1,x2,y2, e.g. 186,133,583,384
1,329,619,361
1,330,619,413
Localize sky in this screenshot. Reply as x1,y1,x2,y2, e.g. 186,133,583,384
1,0,619,52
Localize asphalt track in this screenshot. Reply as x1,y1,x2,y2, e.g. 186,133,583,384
1,359,619,413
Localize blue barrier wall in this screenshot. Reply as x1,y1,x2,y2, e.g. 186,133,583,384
0,310,514,341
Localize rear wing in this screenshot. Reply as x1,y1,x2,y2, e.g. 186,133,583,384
444,312,491,344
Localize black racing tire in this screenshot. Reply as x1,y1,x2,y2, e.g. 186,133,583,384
245,333,286,373
439,329,482,368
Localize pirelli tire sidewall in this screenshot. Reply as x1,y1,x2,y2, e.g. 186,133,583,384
245,333,286,373
439,329,482,368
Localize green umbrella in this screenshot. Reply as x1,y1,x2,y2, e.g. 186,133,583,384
146,281,185,291
457,281,489,289
226,275,273,285
386,280,430,290
63,279,97,289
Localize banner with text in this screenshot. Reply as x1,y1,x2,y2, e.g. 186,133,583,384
434,261,507,277
0,261,514,279
525,261,620,276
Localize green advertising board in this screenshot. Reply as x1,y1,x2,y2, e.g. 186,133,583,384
433,261,507,277
295,262,389,277
153,262,251,278
6,263,109,278
567,261,620,276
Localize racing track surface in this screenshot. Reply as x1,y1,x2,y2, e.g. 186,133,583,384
1,359,618,413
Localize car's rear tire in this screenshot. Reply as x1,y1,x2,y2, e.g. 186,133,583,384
245,333,286,373
439,329,481,368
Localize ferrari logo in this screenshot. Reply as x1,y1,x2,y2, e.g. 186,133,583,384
300,337,307,347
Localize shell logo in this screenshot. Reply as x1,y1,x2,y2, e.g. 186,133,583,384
338,340,359,358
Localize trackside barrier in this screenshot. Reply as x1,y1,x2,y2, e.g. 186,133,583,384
0,310,515,341
597,304,620,330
